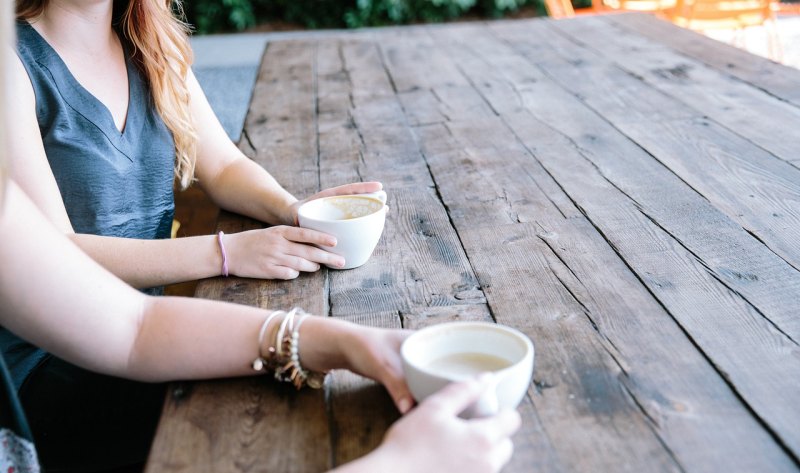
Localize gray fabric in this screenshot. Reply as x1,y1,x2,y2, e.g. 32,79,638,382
1,21,176,390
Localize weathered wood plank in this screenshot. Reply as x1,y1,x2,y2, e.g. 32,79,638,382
239,42,321,198
553,16,800,170
506,107,800,460
315,38,502,467
147,41,331,473
379,28,471,94
603,13,800,108
150,17,800,473
536,217,798,472
386,23,698,472
146,378,329,473
529,18,800,272
487,18,800,343
418,24,794,470
378,29,581,227
317,41,433,188
458,223,682,472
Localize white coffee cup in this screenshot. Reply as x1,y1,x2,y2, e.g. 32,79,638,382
297,191,388,270
401,321,534,418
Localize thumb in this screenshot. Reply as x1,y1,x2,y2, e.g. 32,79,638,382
418,373,496,417
383,373,414,415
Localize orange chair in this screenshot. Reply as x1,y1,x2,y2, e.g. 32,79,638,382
668,0,782,59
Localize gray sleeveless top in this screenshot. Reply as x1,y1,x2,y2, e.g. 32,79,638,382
0,21,176,389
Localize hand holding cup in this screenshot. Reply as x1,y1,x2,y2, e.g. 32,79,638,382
297,190,388,269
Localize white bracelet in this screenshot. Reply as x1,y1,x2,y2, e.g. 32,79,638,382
251,310,285,371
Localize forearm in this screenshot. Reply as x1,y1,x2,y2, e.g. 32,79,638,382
128,300,354,382
69,233,224,288
1,183,352,382
201,157,297,226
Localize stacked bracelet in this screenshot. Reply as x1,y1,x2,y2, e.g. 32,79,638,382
251,308,327,390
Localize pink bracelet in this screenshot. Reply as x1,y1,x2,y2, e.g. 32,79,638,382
217,231,229,277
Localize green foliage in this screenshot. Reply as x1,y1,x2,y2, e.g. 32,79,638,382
183,0,538,34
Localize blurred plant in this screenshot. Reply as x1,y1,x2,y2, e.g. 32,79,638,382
183,0,538,34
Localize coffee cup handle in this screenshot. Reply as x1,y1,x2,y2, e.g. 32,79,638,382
359,190,387,204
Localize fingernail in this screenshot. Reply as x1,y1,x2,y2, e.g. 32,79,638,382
398,397,412,414
338,259,346,268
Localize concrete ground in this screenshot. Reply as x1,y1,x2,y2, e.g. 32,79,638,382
190,16,800,142
190,33,268,143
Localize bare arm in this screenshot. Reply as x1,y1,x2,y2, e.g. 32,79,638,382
0,183,518,473
0,182,406,393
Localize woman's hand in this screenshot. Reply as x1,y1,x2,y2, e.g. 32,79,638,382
287,182,383,225
338,326,414,414
335,377,522,473
224,226,345,279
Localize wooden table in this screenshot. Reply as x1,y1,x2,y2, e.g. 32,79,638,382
146,13,800,473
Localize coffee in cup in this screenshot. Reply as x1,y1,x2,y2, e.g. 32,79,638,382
401,321,534,418
297,190,387,269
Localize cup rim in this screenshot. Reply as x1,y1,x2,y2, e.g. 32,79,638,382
297,195,386,223
401,321,534,380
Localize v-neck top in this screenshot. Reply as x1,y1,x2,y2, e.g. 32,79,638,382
1,21,176,391
14,21,175,238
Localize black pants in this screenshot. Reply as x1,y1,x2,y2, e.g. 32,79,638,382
19,356,166,473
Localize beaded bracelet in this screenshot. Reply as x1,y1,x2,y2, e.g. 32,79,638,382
251,308,326,390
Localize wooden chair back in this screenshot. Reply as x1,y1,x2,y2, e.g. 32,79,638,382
669,0,775,29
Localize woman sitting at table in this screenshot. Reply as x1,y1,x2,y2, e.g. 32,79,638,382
10,0,362,287
5,0,387,468
0,15,521,464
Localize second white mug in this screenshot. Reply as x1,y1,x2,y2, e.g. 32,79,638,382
297,190,387,270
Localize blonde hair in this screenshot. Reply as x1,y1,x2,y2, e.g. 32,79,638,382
16,0,198,190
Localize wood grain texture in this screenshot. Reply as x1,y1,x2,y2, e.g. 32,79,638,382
314,38,496,467
536,17,800,271
603,13,800,108
458,223,681,472
146,41,331,473
488,19,800,344
552,15,800,170
409,22,798,471
146,378,329,473
504,108,800,460
149,16,800,473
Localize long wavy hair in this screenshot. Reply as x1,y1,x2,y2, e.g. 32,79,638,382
16,0,198,190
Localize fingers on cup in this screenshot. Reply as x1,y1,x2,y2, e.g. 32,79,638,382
282,255,321,273
384,372,414,415
273,266,301,280
475,409,522,443
420,377,487,416
287,226,337,247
